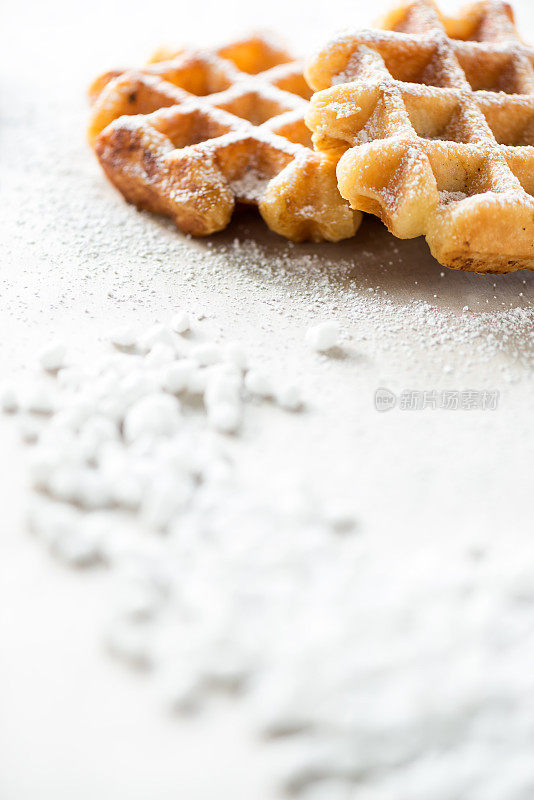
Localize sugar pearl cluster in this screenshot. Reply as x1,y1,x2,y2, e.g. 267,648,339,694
4,315,304,528
1,317,361,790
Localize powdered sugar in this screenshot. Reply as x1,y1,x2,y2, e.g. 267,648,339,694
440,189,468,204
230,170,270,202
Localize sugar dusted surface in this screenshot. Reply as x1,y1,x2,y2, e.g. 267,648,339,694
2,2,534,800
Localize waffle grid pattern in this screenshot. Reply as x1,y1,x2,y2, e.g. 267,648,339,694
89,36,360,242
306,0,534,272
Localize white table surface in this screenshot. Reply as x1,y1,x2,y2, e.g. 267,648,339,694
1,0,534,798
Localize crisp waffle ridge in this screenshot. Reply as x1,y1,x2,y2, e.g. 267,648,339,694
306,0,534,272
89,35,360,242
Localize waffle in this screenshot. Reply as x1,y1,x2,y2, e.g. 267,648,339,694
305,0,534,272
88,36,360,242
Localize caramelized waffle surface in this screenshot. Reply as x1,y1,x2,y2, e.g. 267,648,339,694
306,1,534,272
89,35,360,242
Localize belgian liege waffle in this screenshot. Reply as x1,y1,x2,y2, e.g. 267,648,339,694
89,36,360,242
306,0,534,272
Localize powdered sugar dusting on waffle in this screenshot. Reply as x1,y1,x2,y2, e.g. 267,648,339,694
440,189,468,204
306,0,534,272
89,36,360,242
229,170,270,202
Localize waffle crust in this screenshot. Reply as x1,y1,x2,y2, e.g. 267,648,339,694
306,0,534,272
89,36,360,243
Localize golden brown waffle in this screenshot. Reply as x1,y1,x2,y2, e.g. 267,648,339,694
306,0,534,272
89,36,361,242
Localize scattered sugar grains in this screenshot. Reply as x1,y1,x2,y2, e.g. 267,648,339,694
305,320,340,352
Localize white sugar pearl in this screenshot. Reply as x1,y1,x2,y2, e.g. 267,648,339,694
100,352,143,378
53,527,101,567
191,343,222,366
91,371,121,401
157,665,204,713
119,371,160,407
170,311,191,334
81,415,118,442
276,384,302,412
305,321,340,352
299,780,353,800
54,399,95,431
244,370,273,399
78,416,118,460
123,393,181,443
97,445,142,510
141,478,190,531
137,324,175,354
76,469,112,509
145,342,175,367
29,445,64,488
56,367,88,390
39,341,67,371
207,402,241,434
187,367,209,395
204,371,241,408
325,504,357,534
105,621,152,669
25,383,56,415
18,414,41,444
96,395,127,423
224,343,247,371
111,473,143,510
47,466,80,502
28,502,79,545
108,326,137,349
117,579,163,620
161,359,196,395
0,385,18,413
